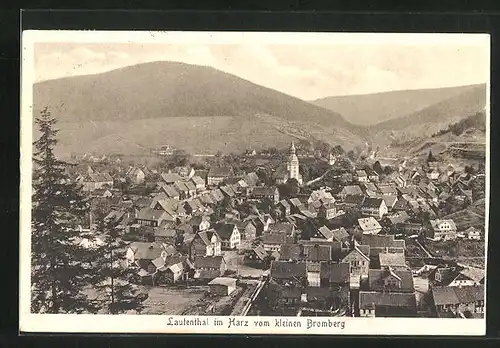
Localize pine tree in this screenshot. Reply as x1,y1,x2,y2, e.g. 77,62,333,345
31,107,95,313
90,219,148,314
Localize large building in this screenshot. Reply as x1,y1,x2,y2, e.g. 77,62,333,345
283,142,303,185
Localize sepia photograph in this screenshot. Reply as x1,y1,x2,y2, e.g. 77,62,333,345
20,30,489,335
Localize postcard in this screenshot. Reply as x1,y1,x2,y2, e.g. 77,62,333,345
20,30,489,335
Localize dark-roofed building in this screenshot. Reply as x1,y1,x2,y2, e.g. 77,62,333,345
246,245,271,264
379,252,408,271
207,167,234,186
161,172,183,185
270,261,307,286
361,234,406,257
192,256,227,281
358,267,417,317
190,230,222,257
342,244,371,284
154,228,177,244
431,285,484,318
213,223,241,250
339,185,364,200
262,233,294,252
190,175,206,191
360,198,388,219
310,226,334,242
251,186,280,204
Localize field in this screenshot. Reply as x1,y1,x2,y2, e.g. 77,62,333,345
141,286,208,315
443,200,485,231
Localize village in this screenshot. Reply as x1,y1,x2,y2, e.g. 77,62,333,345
70,140,486,319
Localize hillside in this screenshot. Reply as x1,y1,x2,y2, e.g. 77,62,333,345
369,83,487,148
310,85,482,126
32,61,365,157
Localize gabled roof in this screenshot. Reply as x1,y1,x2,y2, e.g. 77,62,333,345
278,244,303,261
320,262,350,283
279,199,291,209
185,181,197,191
289,198,303,207
459,267,485,283
377,185,398,195
304,244,332,262
220,185,236,197
341,185,363,196
379,252,407,268
368,268,414,292
129,242,166,260
136,207,167,221
262,233,290,245
361,198,384,209
268,223,294,236
330,227,349,242
251,245,269,260
315,226,333,240
356,170,368,177
358,217,382,232
191,176,206,186
344,195,365,205
382,195,398,208
361,234,405,250
385,211,411,225
270,261,306,279
161,172,183,184
208,277,237,287
359,291,417,309
208,166,233,178
430,219,457,230
193,256,225,269
214,223,238,240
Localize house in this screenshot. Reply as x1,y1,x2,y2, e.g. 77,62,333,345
308,188,336,205
174,166,195,180
382,195,398,212
360,198,388,219
158,183,181,200
245,245,271,264
190,230,222,257
358,217,383,235
235,220,257,240
188,215,211,233
318,203,337,220
310,226,334,242
161,172,183,185
173,181,191,199
377,184,398,196
359,267,417,317
394,175,407,188
154,228,177,244
339,185,364,200
356,170,368,183
270,261,307,286
431,285,485,317
342,244,371,286
153,256,191,284
125,242,170,267
208,277,238,296
278,200,292,217
378,252,408,271
192,256,227,281
318,262,350,309
135,207,173,227
214,223,241,249
185,181,197,197
250,214,274,236
427,219,458,241
448,267,485,287
191,176,206,191
82,172,114,192
126,167,146,185
361,234,406,257
252,186,280,204
207,167,234,186
262,233,292,252
331,227,350,246
464,227,482,240
367,170,380,182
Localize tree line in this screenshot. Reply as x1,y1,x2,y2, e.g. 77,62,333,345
31,107,147,314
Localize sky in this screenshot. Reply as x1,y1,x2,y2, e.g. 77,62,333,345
33,39,490,100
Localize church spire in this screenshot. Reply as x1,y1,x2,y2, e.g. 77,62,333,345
290,141,296,155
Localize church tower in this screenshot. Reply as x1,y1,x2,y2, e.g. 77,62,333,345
286,141,303,185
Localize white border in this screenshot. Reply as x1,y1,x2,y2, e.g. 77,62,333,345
20,30,490,335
